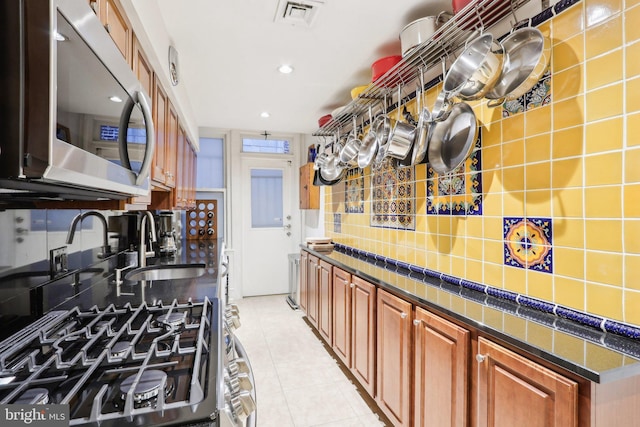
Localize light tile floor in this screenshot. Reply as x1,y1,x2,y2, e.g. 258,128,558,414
233,294,390,427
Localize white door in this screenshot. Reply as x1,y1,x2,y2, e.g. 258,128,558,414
241,157,295,296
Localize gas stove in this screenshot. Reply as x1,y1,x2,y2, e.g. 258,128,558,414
0,298,221,426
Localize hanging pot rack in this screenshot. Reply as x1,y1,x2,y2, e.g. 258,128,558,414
313,0,532,137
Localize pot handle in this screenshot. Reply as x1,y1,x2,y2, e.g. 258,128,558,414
436,10,453,24
432,58,452,121
487,97,506,108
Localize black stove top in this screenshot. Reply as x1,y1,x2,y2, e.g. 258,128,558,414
0,297,222,427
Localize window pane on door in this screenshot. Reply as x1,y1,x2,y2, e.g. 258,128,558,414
242,138,290,154
251,169,283,228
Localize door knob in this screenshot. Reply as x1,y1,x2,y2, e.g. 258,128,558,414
284,224,291,229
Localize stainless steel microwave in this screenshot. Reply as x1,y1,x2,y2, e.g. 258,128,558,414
0,0,154,203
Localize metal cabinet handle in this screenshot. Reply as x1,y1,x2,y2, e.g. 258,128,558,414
476,354,486,363
400,312,408,319
413,319,420,325
350,283,355,288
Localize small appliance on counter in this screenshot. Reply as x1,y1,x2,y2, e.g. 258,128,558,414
156,211,177,256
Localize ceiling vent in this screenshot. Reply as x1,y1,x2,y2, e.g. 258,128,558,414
274,0,324,27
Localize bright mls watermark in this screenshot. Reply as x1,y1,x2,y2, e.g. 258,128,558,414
1,405,69,426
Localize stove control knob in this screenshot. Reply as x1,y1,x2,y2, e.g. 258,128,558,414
228,360,240,377
231,391,256,421
226,303,240,316
225,311,241,330
231,358,250,374
227,375,241,395
236,372,253,392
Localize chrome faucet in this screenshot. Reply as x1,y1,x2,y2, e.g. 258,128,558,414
138,211,157,268
66,211,111,257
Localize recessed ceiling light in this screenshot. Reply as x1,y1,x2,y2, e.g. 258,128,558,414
261,112,270,118
109,96,123,103
278,64,294,74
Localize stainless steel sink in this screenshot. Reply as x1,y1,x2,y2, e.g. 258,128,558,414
124,263,206,281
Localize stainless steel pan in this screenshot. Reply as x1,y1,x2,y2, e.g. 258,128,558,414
443,32,504,101
357,107,379,169
427,102,478,174
339,116,362,166
410,70,431,165
387,86,415,161
485,27,551,107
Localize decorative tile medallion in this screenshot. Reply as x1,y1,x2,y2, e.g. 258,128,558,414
333,213,342,234
371,160,415,230
427,129,482,215
344,168,364,213
502,70,552,117
503,217,553,273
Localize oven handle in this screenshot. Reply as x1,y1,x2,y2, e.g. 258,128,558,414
234,337,257,427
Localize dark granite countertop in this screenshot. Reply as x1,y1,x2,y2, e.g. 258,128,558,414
301,245,640,384
0,239,223,341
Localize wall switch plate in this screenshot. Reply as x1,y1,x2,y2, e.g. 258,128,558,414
49,246,68,276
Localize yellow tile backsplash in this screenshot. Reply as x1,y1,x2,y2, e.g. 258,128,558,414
323,1,640,327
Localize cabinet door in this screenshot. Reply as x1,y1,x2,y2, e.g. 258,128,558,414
376,289,412,427
103,0,131,63
152,79,167,185
352,276,376,397
306,255,319,329
132,34,152,100
414,307,470,427
332,267,351,367
476,337,578,427
299,251,308,313
318,260,332,345
165,102,178,188
187,137,197,208
174,125,186,208
299,163,319,209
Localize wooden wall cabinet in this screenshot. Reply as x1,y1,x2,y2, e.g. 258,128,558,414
414,306,470,427
474,337,578,427
376,289,413,427
299,163,319,209
90,0,132,64
152,78,168,187
165,103,178,189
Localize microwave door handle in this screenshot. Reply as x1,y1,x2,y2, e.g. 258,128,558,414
118,97,134,170
130,91,155,186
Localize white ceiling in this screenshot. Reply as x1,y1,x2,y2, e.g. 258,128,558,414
145,0,455,135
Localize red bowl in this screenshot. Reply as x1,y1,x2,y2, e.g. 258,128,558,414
318,114,332,128
371,55,403,82
452,0,473,13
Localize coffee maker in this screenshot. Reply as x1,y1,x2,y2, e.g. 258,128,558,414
156,211,177,256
